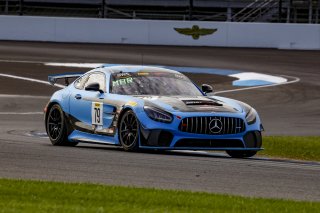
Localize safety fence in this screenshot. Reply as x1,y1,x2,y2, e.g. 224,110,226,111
0,0,319,23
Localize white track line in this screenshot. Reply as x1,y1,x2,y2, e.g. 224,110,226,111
45,62,103,68
229,72,288,85
0,73,64,88
214,75,300,95
0,94,50,99
0,72,300,96
0,59,54,64
0,60,103,67
0,94,48,115
0,112,43,115
0,73,299,116
0,60,301,94
0,73,60,115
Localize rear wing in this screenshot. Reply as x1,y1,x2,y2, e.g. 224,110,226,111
48,73,83,86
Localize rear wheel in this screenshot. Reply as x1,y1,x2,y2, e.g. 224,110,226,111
119,110,139,151
46,104,76,146
226,150,257,158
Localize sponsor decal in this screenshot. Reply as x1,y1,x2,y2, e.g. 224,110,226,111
174,25,217,40
137,72,149,76
92,102,103,126
112,77,133,87
141,96,159,100
126,101,137,107
174,74,185,79
116,73,131,78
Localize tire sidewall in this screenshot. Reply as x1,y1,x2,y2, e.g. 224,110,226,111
46,104,66,145
119,110,140,151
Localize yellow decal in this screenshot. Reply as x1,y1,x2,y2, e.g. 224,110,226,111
127,101,137,107
137,72,149,76
95,103,101,107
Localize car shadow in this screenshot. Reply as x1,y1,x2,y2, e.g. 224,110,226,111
72,143,320,166
75,143,230,159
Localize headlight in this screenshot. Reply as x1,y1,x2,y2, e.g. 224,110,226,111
143,106,173,123
246,108,256,125
238,101,257,125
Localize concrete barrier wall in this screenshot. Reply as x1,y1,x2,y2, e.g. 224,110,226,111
0,15,319,50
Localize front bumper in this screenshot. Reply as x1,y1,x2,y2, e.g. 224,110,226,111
139,127,262,151
136,110,263,151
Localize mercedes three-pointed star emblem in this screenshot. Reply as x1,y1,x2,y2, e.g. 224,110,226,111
209,118,223,134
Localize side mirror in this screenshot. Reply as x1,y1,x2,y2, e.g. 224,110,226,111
201,84,213,94
85,83,103,93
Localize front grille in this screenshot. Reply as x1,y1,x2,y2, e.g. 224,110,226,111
179,116,245,135
175,139,244,148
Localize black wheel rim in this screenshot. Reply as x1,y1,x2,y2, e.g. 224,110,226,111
48,108,62,140
120,112,138,147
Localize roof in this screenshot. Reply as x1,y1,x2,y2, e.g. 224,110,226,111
98,65,180,74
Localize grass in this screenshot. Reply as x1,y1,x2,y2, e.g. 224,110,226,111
0,179,319,213
259,136,320,161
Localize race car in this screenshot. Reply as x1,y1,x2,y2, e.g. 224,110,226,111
45,65,263,158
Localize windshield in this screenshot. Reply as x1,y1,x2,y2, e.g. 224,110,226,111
110,72,203,96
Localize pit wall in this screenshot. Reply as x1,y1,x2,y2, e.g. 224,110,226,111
1,15,319,50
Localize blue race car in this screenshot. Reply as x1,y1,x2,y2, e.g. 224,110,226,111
45,65,263,158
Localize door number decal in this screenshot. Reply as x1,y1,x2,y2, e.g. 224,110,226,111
92,102,103,126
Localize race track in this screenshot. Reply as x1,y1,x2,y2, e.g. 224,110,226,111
0,41,319,201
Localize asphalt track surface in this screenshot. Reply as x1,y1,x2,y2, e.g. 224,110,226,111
0,41,319,201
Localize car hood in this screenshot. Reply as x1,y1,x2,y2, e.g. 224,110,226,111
135,96,242,113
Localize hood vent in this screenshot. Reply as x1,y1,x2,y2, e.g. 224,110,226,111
182,100,223,106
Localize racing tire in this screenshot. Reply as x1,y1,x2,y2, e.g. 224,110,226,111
119,110,140,151
226,150,257,158
46,104,76,146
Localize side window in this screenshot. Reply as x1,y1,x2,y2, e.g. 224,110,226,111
74,75,88,90
83,73,106,92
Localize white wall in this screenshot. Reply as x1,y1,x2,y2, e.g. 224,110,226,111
0,15,319,50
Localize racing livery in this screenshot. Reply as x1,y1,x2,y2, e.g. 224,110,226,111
45,65,263,158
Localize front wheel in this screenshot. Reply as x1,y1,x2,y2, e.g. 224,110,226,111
226,150,257,158
119,110,139,151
